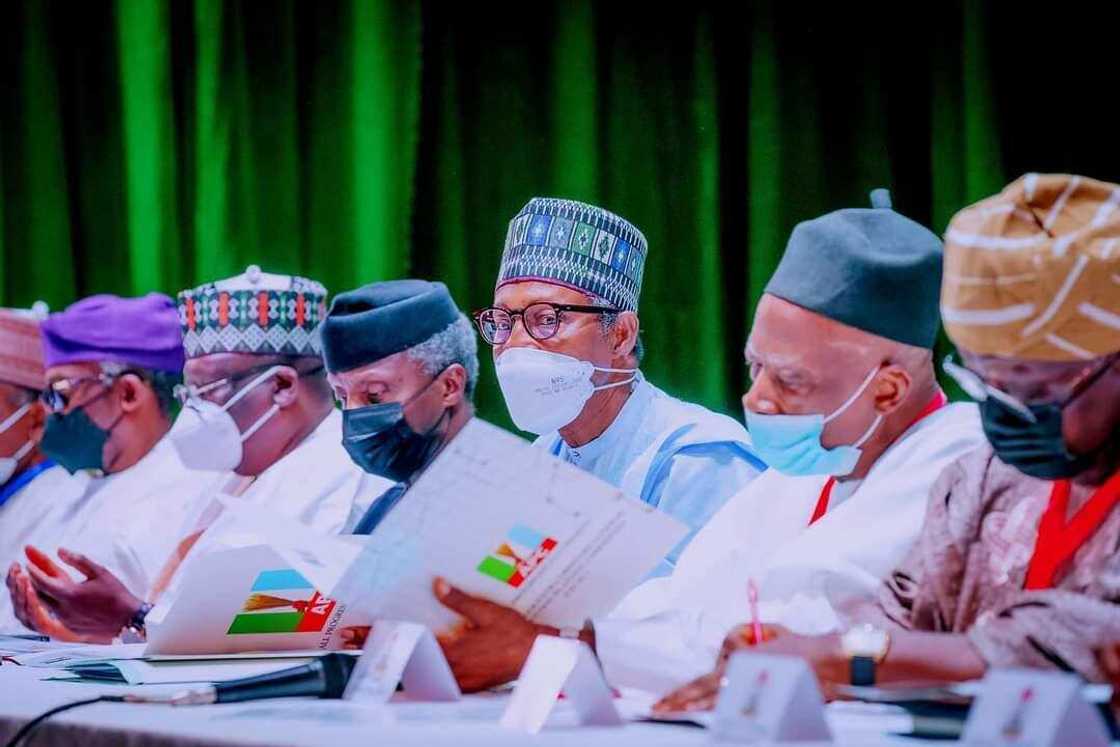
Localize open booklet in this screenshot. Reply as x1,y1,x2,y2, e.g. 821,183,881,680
326,418,688,630
140,417,687,656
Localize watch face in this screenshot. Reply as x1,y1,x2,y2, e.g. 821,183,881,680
843,625,888,658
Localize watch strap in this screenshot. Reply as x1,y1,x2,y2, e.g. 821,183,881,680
850,655,876,686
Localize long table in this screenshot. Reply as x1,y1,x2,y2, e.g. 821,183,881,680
0,663,940,747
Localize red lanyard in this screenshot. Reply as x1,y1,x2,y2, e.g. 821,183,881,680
1023,469,1120,590
809,390,948,526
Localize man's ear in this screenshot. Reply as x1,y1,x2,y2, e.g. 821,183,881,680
611,312,640,362
271,367,300,409
437,364,468,408
116,374,149,414
873,364,913,415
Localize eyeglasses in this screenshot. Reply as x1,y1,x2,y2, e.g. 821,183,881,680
472,303,619,345
173,362,325,407
40,372,122,414
942,356,1036,422
174,363,275,407
941,352,1120,423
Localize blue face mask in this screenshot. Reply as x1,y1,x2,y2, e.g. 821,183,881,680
745,366,882,477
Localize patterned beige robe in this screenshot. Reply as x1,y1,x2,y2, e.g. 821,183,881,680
877,446,1120,681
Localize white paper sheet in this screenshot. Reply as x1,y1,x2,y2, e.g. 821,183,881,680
331,419,688,631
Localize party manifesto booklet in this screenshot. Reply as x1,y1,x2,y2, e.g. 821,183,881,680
329,418,688,631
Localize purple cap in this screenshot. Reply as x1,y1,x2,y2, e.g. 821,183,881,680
41,293,186,373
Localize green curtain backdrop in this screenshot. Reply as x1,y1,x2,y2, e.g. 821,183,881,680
2,1,1118,427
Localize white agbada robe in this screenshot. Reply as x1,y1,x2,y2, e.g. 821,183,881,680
0,464,87,557
212,409,383,533
594,402,985,695
23,437,210,601
148,408,391,611
0,464,89,632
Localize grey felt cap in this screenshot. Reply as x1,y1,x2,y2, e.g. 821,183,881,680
764,189,944,349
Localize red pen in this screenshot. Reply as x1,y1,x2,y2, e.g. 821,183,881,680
748,579,763,645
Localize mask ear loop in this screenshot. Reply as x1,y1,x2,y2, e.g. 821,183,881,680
239,404,280,443
0,403,32,434
203,367,286,447
591,374,636,393
590,362,639,393
222,366,286,413
405,369,457,445
225,366,288,444
822,365,884,449
850,413,884,449
10,439,35,462
822,366,882,425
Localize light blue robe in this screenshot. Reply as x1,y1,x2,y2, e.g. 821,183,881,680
535,374,766,576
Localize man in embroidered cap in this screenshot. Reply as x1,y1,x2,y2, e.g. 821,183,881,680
478,198,764,572
658,175,1120,711
3,293,204,636
11,268,393,642
434,191,984,695
0,304,89,632
320,279,477,537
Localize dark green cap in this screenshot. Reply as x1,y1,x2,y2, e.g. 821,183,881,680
764,189,943,349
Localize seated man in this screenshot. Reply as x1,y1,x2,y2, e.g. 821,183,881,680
432,191,985,694
658,174,1120,711
482,197,764,570
11,268,392,641
4,294,200,634
0,304,87,631
321,279,477,533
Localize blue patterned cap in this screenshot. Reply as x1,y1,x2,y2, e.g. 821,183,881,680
496,198,648,312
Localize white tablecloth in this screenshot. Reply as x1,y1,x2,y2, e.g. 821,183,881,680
0,663,931,746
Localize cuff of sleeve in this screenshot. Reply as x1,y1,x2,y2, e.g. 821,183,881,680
965,615,1014,669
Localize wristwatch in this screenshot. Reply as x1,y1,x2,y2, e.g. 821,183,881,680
120,602,154,642
840,624,890,686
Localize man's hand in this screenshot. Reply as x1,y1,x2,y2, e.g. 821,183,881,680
6,563,41,632
432,577,554,693
340,626,372,650
23,546,141,641
5,563,92,642
653,625,844,713
716,623,782,664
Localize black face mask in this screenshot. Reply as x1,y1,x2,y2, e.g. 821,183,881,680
40,401,121,475
980,397,1094,480
980,356,1118,481
341,382,448,484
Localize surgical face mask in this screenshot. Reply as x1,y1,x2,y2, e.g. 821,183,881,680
744,366,883,477
40,389,122,474
0,403,35,484
341,377,448,483
494,347,637,435
171,366,283,472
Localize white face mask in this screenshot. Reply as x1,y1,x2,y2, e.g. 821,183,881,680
0,403,35,485
494,347,636,435
171,366,283,472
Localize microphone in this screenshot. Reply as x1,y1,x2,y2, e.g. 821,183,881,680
126,653,359,706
